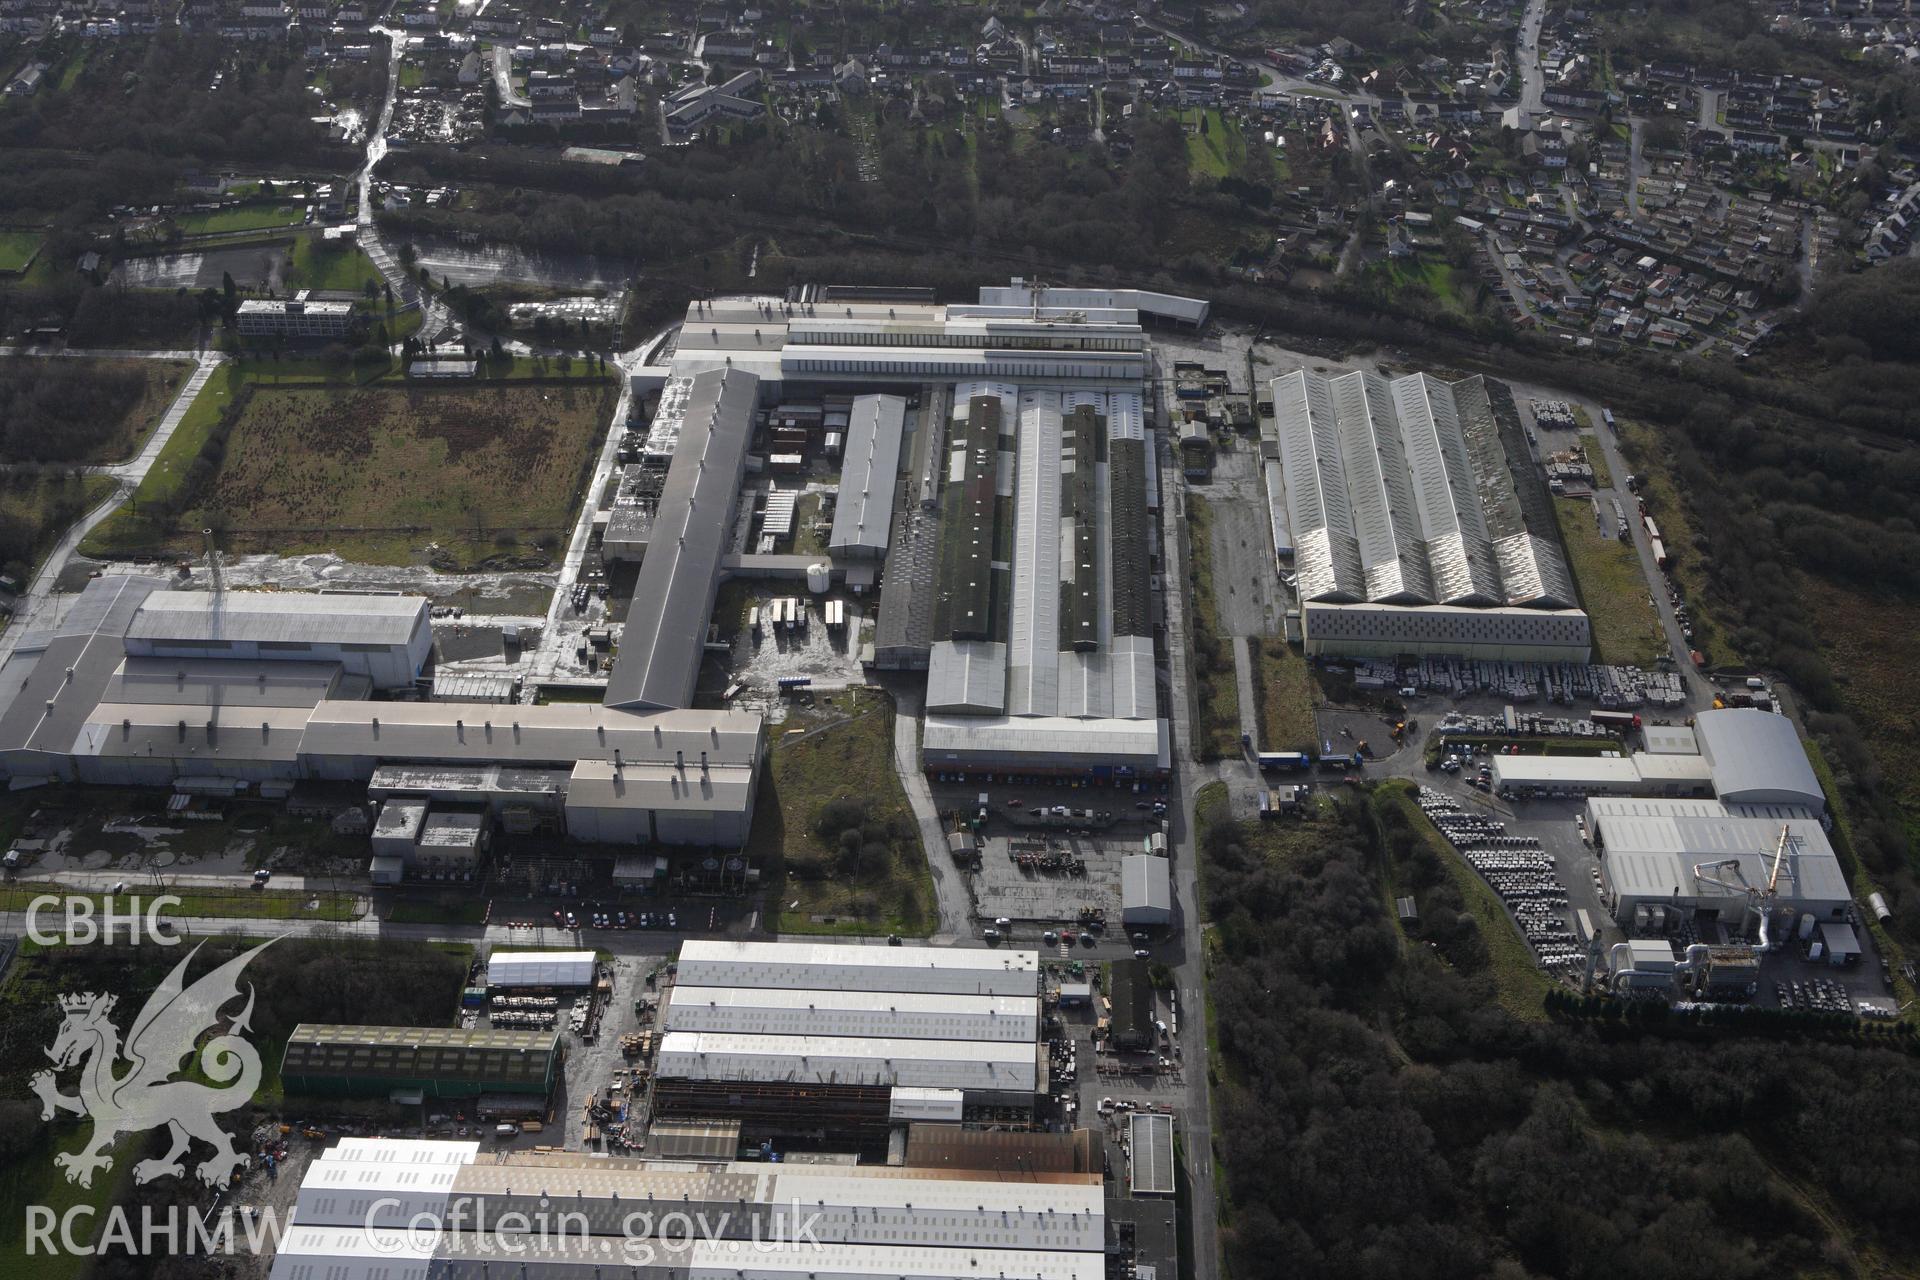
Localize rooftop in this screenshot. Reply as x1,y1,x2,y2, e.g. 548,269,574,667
126,590,427,648
603,366,758,712
1273,371,1577,611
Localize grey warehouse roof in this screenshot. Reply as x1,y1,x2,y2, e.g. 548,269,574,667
1588,797,1850,907
1694,708,1824,811
828,394,906,557
604,366,758,712
126,590,428,647
298,701,764,768
1122,854,1173,915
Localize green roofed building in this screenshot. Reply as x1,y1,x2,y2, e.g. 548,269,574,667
280,1024,561,1100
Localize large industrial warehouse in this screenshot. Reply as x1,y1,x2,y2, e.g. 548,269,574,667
1578,709,1848,932
1271,369,1591,660
654,941,1044,1148
270,1138,1107,1280
0,575,765,846
628,281,1176,781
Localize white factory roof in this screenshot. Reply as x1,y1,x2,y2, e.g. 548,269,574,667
1694,708,1824,810
294,1155,468,1228
276,1141,1107,1273
266,1224,435,1277
449,1157,1101,1222
675,939,1039,996
487,950,595,987
1640,723,1700,755
273,1231,1105,1280
323,1137,482,1164
126,590,427,647
296,702,763,768
976,279,1210,325
566,757,758,813
656,1030,1039,1092
1588,797,1850,906
921,713,1171,770
664,985,1040,1041
1489,753,1712,790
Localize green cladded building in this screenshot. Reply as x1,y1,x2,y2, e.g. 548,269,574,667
280,1024,561,1100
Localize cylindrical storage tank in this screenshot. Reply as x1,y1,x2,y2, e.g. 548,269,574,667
1797,912,1816,940
1869,892,1892,924
806,562,831,594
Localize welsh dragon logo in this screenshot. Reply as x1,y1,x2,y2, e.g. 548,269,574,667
31,939,276,1189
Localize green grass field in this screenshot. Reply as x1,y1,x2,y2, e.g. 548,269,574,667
0,229,45,273
1185,496,1242,760
175,205,308,235
1380,258,1473,314
1251,636,1316,755
1184,109,1236,178
0,883,363,921
86,378,615,565
752,690,935,936
1551,496,1666,665
1579,433,1613,486
0,473,117,578
81,363,239,556
286,234,381,294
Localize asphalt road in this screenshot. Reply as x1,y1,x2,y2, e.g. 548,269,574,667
0,349,225,665
1517,0,1547,116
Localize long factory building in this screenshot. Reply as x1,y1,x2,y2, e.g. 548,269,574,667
271,1138,1106,1280
1271,369,1592,661
654,941,1044,1143
0,575,763,846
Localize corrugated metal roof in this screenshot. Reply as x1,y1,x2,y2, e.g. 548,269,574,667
1128,1112,1176,1196
0,575,166,764
664,984,1039,1041
1008,390,1062,715
829,394,906,556
975,282,1209,325
487,950,595,986
126,590,428,646
1122,854,1173,914
676,939,1039,996
926,640,1007,714
604,366,758,712
922,714,1169,769
1272,370,1579,612
1589,797,1849,905
1695,708,1823,809
657,1030,1038,1092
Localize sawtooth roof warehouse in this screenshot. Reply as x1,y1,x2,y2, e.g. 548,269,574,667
1271,368,1592,661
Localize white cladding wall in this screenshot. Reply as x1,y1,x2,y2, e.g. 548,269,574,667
674,940,1040,996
